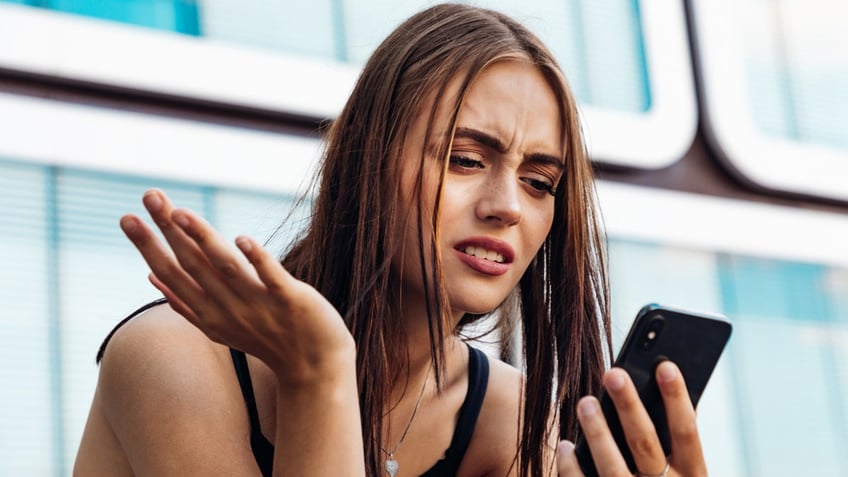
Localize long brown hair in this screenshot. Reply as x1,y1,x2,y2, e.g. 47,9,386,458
282,4,611,476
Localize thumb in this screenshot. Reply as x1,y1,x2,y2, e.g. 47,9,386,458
556,440,584,476
558,440,575,457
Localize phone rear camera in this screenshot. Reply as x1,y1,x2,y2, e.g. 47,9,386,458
641,316,665,350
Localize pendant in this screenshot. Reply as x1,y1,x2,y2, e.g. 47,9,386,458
384,456,399,477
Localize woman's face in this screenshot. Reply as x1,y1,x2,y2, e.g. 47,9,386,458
395,59,564,320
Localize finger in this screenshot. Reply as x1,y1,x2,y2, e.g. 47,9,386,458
576,396,629,477
147,273,200,324
235,235,296,298
120,213,207,310
656,361,707,476
604,368,667,475
141,190,235,306
171,207,259,298
556,440,585,476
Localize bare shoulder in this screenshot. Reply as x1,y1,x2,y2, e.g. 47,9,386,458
98,303,227,380
461,354,524,476
75,303,260,476
482,354,524,415
97,304,235,412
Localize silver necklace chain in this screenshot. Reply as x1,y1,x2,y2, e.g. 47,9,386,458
380,365,432,477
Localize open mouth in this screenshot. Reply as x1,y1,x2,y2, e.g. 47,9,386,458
460,246,506,264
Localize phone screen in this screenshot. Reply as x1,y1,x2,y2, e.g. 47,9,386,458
574,304,732,477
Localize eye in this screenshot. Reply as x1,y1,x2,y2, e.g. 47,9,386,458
521,177,556,196
449,155,484,169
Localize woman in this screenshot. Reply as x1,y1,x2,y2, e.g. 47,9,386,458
74,4,708,477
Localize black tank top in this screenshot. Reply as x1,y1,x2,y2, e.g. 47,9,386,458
230,345,491,477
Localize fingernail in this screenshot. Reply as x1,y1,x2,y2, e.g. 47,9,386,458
143,191,162,212
658,361,677,383
578,398,599,417
173,212,189,228
236,236,252,253
557,440,575,458
607,370,626,391
120,216,137,235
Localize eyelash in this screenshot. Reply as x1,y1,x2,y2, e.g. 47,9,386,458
522,178,557,196
449,155,557,196
449,155,483,169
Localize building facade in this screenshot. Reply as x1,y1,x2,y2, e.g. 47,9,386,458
0,1,846,475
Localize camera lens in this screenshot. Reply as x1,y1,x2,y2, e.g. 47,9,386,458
641,316,665,350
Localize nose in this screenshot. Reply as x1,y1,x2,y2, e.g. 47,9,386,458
475,171,522,226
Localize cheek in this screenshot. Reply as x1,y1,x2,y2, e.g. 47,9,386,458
435,181,477,246
527,203,556,252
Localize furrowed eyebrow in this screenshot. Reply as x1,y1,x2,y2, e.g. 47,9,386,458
454,127,508,153
453,126,564,171
526,152,565,172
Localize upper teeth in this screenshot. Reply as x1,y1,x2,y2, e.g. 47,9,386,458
463,246,505,263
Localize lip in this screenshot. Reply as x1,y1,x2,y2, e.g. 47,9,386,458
453,237,515,276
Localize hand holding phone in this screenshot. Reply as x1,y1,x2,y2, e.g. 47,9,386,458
574,304,732,477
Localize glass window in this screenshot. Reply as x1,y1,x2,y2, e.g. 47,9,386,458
693,0,848,201
213,189,306,257
55,171,207,466
607,240,723,344
4,0,200,34
201,0,337,58
604,241,848,477
340,0,428,64
0,0,697,169
606,239,746,477
0,162,56,476
718,257,848,475
740,0,848,150
304,0,696,168
601,181,848,477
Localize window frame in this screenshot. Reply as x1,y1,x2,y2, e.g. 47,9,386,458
0,0,698,170
0,91,323,195
691,0,848,202
0,3,359,119
581,0,698,169
598,181,848,268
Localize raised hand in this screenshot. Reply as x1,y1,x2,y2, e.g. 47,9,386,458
557,361,708,477
119,189,354,383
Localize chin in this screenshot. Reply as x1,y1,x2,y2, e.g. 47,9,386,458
451,274,519,306
460,306,498,316
449,293,508,317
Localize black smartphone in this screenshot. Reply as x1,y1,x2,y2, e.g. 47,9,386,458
574,304,732,476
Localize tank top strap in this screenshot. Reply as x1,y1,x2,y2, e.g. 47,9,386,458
229,349,263,435
420,344,490,476
96,298,167,363
230,348,274,477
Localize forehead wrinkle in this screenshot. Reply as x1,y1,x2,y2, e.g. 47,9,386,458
454,124,563,168
454,127,506,153
460,98,559,163
452,61,564,166
458,94,518,151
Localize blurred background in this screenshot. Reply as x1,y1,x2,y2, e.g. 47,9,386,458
0,0,846,475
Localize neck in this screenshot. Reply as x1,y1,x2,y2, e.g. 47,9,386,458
391,290,465,401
